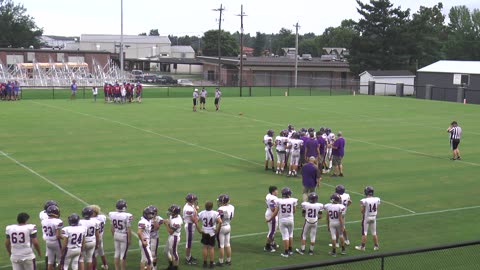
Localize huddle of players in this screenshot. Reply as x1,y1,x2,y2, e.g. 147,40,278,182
103,82,143,104
31,193,234,270
264,184,381,258
0,81,21,101
263,125,336,177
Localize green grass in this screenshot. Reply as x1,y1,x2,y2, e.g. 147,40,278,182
0,95,479,269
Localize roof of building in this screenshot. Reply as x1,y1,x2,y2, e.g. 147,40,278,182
171,46,195,53
197,56,349,69
42,35,78,41
360,70,415,77
418,60,480,75
80,34,171,44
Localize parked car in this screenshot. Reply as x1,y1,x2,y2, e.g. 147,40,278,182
143,75,159,83
177,79,194,86
158,75,177,85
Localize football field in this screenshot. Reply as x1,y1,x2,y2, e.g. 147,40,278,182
1,93,479,269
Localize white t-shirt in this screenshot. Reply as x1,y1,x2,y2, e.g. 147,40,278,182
198,210,220,235
6,224,38,260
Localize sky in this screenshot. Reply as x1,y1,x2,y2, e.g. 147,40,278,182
17,0,480,37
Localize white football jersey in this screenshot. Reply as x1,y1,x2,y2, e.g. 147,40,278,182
361,197,381,217
288,130,296,138
79,219,99,243
276,197,298,222
41,217,63,241
288,139,304,155
61,225,87,249
275,136,288,152
39,210,49,221
265,193,279,218
150,215,164,239
198,210,220,235
108,211,133,234
301,202,323,223
264,135,273,148
324,203,345,225
138,216,152,240
93,214,107,236
183,203,197,224
339,193,351,215
5,224,37,260
168,215,183,236
327,133,336,144
217,204,235,226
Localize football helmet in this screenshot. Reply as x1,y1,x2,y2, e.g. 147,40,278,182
287,124,294,132
325,128,332,135
44,200,58,211
116,199,127,211
68,213,80,226
330,193,341,204
168,204,181,217
267,129,274,137
46,205,60,217
335,185,346,195
281,187,292,198
185,193,198,205
148,205,158,215
307,127,315,133
217,194,230,206
364,186,374,196
308,192,319,203
143,206,155,220
82,207,93,219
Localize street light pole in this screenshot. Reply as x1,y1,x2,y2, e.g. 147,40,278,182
213,4,225,86
294,22,300,88
120,0,124,81
237,5,247,97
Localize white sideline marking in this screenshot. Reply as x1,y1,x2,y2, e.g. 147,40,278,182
1,204,480,269
29,101,416,213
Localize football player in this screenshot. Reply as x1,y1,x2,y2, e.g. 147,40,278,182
39,200,58,268
138,207,155,270
41,205,63,270
336,185,352,246
264,186,279,252
197,201,222,268
325,128,335,171
148,205,164,270
355,186,381,251
296,192,323,255
136,82,143,103
6,212,42,270
79,207,100,270
90,205,108,270
60,214,86,270
267,187,298,258
264,129,275,171
275,130,288,175
216,194,235,266
287,132,304,177
108,199,133,270
183,193,199,265
164,204,183,270
324,193,346,256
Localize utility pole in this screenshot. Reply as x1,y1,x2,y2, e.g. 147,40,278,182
213,4,225,86
237,5,247,97
120,0,124,80
294,22,300,88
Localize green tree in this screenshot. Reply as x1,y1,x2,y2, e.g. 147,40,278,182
253,32,267,56
408,3,446,69
271,28,295,56
348,0,411,75
149,29,159,36
201,30,239,57
444,6,480,60
0,0,43,48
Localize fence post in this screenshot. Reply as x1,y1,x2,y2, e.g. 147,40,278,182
83,87,86,99
425,84,433,100
53,86,55,100
250,86,252,97
396,83,404,97
381,257,385,270
456,86,465,103
167,87,169,97
310,86,312,96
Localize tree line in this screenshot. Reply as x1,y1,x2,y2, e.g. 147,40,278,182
2,0,480,74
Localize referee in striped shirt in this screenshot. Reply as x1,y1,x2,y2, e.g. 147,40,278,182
447,121,462,160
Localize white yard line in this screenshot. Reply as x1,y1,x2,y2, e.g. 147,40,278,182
2,204,480,269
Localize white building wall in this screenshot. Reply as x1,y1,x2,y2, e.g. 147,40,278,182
359,73,415,95
359,73,373,94
171,64,202,74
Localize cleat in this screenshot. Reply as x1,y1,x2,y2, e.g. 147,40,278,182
225,261,231,266
328,251,336,257
374,246,380,251
341,250,347,255
345,240,350,246
186,257,198,265
280,253,289,258
355,246,366,251
308,250,314,256
457,156,461,160
295,248,304,255
288,250,293,255
217,262,224,267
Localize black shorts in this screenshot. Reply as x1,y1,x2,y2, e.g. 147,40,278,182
200,233,216,247
451,139,460,150
193,99,197,106
214,98,220,105
200,97,206,104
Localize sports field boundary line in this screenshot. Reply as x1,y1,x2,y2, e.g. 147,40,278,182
29,101,416,214
1,204,479,269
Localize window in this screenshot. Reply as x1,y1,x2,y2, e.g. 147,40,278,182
461,74,470,86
